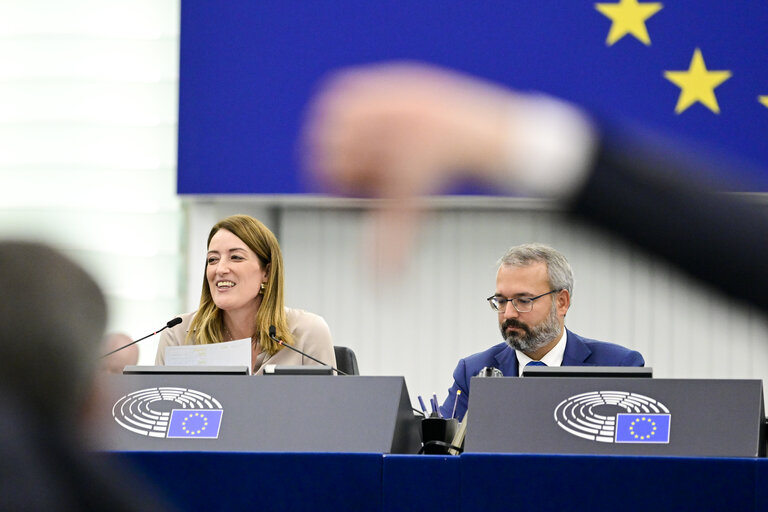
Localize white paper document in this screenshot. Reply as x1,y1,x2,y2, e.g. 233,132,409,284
164,338,252,374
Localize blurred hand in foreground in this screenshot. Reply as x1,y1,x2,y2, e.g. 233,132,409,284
303,62,515,199
302,63,518,271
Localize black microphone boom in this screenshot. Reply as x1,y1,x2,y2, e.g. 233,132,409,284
268,325,347,375
101,317,183,358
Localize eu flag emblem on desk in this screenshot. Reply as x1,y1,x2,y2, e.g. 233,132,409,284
167,409,223,439
615,414,670,443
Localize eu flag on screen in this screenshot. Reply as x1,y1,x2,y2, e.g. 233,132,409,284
615,414,671,443
179,0,768,194
166,409,223,439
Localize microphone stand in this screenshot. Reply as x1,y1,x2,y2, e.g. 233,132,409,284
268,325,347,375
100,317,183,358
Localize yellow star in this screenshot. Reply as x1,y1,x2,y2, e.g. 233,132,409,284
760,96,768,109
595,0,663,46
664,49,732,114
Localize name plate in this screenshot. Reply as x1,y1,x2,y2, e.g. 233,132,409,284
94,375,419,454
464,377,764,457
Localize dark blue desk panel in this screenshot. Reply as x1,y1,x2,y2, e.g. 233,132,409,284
115,452,382,512
756,459,768,511
460,454,756,512
382,455,460,512
107,453,766,512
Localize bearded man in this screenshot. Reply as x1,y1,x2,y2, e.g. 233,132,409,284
439,243,644,421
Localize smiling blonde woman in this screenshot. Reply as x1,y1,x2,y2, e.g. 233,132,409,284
155,214,336,374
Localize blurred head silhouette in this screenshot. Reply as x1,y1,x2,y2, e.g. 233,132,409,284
0,240,107,423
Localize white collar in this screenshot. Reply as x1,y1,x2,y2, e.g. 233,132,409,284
515,327,567,376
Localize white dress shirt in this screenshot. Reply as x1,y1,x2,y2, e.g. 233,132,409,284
515,326,567,376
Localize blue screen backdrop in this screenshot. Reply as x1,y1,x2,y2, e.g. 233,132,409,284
178,1,768,194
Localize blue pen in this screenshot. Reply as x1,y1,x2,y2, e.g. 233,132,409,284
417,395,428,417
432,393,441,418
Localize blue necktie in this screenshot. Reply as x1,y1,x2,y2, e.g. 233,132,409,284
526,361,547,367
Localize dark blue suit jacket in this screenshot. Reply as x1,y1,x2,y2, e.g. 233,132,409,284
572,124,768,313
438,329,644,421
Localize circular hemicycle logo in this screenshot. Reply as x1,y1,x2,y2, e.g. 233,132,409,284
113,387,224,439
554,391,671,444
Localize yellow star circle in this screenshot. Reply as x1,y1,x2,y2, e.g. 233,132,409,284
664,49,732,114
595,0,663,46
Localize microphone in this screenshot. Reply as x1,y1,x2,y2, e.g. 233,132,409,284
100,317,183,358
268,325,347,375
167,317,183,328
477,366,503,378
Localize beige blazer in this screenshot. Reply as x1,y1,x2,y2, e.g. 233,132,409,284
155,307,336,374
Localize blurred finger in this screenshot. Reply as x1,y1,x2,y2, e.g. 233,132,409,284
364,200,423,279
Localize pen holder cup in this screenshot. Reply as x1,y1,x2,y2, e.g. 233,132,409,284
420,418,459,455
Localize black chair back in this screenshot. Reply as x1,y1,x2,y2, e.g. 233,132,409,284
333,346,360,375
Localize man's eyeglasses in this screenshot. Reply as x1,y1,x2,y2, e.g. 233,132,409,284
486,289,561,313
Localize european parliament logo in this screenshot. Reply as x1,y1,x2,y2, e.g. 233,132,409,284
167,409,223,438
113,387,224,439
554,391,671,444
615,414,671,443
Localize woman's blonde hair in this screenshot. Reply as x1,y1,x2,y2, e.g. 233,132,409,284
187,214,293,354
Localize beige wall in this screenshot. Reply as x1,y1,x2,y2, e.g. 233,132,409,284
0,0,184,356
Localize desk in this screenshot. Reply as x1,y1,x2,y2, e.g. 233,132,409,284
111,453,768,512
